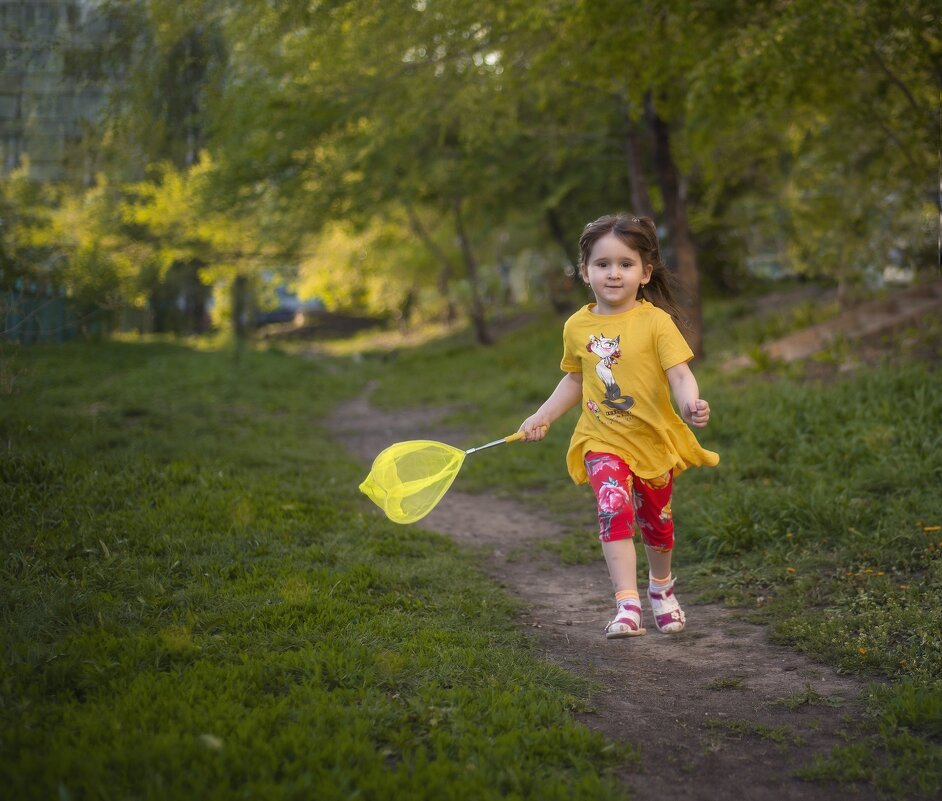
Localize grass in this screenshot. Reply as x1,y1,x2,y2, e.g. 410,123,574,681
704,718,805,749
5,288,941,798
363,298,942,799
0,339,632,800
775,684,847,710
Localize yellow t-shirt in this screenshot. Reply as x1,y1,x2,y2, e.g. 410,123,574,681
560,301,720,484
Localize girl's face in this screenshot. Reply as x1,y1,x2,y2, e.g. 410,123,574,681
580,233,653,315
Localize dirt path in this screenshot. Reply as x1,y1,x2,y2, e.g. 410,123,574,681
724,278,942,370
332,388,878,801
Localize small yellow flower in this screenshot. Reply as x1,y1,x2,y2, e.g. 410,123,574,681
786,531,794,539
876,571,884,576
899,584,909,590
858,647,868,655
899,659,908,666
923,525,941,532
786,566,796,574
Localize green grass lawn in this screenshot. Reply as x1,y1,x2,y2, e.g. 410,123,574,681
365,301,942,799
4,294,941,799
1,339,630,800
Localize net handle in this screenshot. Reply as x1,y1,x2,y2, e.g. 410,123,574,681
464,428,541,455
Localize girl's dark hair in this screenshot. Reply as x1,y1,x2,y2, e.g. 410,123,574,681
578,213,687,329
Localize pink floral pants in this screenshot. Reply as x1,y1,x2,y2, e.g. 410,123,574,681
585,451,674,551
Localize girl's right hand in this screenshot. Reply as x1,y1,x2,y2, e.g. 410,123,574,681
519,415,550,442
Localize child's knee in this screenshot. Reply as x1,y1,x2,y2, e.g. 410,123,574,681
644,536,674,552
639,519,674,551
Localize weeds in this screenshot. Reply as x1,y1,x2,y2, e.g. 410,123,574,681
775,684,847,710
705,718,805,748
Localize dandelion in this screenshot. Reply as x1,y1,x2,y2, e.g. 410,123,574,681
899,584,908,590
899,659,908,666
786,567,796,574
876,571,884,576
786,532,794,540
858,647,868,656
923,525,940,532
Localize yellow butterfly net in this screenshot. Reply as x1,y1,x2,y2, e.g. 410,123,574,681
359,432,524,524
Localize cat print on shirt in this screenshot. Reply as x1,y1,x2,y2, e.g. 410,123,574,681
586,334,634,411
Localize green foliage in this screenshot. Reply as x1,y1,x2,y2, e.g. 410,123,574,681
690,0,938,285
0,340,632,800
0,170,68,289
10,1,939,335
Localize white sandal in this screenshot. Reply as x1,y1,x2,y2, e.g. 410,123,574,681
604,601,646,638
648,579,686,633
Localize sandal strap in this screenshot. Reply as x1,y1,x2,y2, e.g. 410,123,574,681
605,601,642,633
648,580,685,630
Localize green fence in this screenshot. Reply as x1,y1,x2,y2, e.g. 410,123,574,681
0,288,152,344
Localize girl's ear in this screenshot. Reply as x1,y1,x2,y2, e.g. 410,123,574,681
643,263,654,282
579,262,589,282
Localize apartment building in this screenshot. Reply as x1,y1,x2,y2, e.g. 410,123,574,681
0,0,108,182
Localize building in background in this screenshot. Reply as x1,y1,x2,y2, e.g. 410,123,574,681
0,0,109,182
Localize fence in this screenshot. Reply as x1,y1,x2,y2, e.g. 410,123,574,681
0,287,153,344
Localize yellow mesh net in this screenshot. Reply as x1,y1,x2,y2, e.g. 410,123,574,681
359,440,467,524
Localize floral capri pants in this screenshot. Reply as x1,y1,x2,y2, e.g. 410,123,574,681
585,451,674,552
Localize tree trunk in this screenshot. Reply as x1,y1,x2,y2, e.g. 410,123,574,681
545,208,579,313
546,207,571,260
452,199,493,346
232,273,248,365
619,96,655,218
645,96,704,359
404,203,458,323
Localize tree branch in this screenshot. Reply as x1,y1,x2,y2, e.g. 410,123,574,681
871,48,921,114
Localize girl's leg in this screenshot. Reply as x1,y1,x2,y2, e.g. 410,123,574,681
634,472,686,633
602,538,638,595
645,546,672,584
585,451,645,637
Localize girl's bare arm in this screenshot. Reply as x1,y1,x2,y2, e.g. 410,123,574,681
519,372,583,441
666,362,710,428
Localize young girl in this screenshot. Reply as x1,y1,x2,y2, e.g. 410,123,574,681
520,214,719,639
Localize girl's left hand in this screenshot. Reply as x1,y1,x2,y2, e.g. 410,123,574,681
683,399,710,428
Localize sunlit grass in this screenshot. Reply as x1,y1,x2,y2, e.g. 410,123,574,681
298,319,463,357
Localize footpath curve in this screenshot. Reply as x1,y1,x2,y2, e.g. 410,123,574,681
331,386,878,801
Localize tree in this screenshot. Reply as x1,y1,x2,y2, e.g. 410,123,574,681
685,0,939,302
207,0,555,343
47,0,937,348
